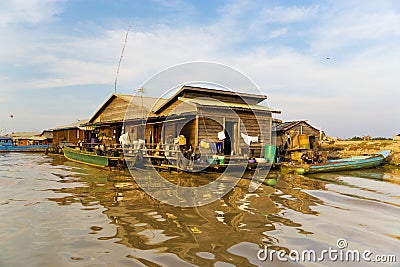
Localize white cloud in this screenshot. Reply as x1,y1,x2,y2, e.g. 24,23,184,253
0,0,399,136
309,2,400,56
258,5,318,24
0,0,64,26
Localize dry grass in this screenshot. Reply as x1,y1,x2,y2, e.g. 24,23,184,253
321,140,400,164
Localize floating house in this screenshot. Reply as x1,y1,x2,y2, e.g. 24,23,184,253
64,86,280,169
52,119,88,146
39,130,53,144
8,132,51,146
274,120,323,151
1,132,52,152
147,86,280,157
86,94,166,148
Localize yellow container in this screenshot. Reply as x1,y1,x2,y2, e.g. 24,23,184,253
298,134,310,149
290,151,303,162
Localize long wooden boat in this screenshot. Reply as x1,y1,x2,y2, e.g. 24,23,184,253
0,137,50,152
63,146,124,168
281,150,391,175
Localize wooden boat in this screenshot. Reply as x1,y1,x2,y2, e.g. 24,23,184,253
0,137,50,152
63,146,124,168
281,150,391,175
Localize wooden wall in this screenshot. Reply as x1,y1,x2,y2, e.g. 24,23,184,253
93,97,130,123
53,128,85,146
121,105,273,157
197,107,272,156
276,122,321,148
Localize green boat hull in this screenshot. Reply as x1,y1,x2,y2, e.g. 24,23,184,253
282,150,390,175
63,147,112,167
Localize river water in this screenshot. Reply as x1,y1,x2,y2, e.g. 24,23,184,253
0,153,399,266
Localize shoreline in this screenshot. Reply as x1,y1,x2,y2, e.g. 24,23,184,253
321,140,400,165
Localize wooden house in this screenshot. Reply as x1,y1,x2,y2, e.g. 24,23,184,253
60,87,281,170
124,86,280,159
9,132,50,146
86,94,166,147
274,120,323,151
52,119,88,146
39,130,53,144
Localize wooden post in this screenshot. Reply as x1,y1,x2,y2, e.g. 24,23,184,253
195,114,199,150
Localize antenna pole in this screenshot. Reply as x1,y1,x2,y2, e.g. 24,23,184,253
114,25,131,94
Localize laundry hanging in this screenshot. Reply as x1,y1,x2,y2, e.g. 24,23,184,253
218,131,226,140
241,133,258,145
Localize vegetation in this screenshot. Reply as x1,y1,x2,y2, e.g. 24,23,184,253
346,136,391,141
347,136,363,141
371,137,391,140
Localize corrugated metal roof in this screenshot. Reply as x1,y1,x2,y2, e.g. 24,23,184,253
179,97,280,112
155,85,270,114
275,120,320,132
88,94,167,123
52,119,89,130
9,132,40,139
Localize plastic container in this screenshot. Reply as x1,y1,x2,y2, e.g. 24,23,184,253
207,158,219,164
255,158,267,163
91,137,99,144
298,134,310,149
218,156,225,164
264,144,276,163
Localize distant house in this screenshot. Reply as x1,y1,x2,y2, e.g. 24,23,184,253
363,135,371,141
274,120,323,151
8,132,51,146
52,119,89,146
40,130,53,143
393,134,400,141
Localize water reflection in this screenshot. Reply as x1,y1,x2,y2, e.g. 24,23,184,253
46,159,332,266
3,154,397,266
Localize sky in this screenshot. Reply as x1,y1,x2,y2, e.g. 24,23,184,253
0,0,399,138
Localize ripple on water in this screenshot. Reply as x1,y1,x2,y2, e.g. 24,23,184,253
1,154,399,266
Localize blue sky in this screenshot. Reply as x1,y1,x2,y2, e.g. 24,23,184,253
0,0,399,138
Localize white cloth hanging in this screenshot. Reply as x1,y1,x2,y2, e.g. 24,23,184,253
218,131,226,140
241,133,258,145
119,133,131,145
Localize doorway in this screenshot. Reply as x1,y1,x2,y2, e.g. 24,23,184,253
224,121,237,155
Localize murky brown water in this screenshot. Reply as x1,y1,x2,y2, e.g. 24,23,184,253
0,153,399,266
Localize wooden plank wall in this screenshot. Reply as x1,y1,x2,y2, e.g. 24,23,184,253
239,111,272,144
157,100,196,117
197,115,224,144
276,122,320,148
197,107,273,156
94,97,129,123
53,129,84,145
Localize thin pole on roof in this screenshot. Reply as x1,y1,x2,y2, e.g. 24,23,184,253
114,25,131,94
134,87,144,119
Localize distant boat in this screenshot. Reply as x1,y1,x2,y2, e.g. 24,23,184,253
281,150,391,175
0,137,50,152
63,146,124,168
